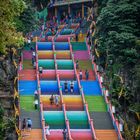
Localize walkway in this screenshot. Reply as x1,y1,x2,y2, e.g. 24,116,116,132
18,22,121,140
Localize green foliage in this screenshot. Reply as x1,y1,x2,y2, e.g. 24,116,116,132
95,0,140,138
0,0,26,54
16,4,39,34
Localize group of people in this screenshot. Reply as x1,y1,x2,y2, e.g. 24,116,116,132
64,81,74,93
49,94,59,106
22,118,32,131
79,69,89,80
76,60,89,80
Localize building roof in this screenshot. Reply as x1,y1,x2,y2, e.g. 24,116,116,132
53,0,92,6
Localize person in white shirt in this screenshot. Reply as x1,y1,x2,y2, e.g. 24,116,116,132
70,81,74,93
79,70,82,80
45,124,50,135
34,99,38,109
34,90,38,99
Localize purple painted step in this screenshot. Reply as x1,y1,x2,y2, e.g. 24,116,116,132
73,51,90,60
23,51,32,60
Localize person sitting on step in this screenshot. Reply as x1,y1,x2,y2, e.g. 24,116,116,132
50,94,54,105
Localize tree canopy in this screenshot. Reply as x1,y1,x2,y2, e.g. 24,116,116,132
95,0,140,139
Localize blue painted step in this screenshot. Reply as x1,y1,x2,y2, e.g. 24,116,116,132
80,81,102,95
19,80,37,95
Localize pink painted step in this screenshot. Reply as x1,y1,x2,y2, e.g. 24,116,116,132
74,51,90,60
23,51,32,60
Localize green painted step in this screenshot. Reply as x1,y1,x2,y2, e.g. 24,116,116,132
20,95,38,111
71,42,87,51
85,96,107,112
66,111,89,129
43,111,65,129
78,60,93,70
23,60,34,69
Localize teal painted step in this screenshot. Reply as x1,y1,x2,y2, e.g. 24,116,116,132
85,96,107,112
56,60,73,70
43,111,65,129
24,42,35,50
66,111,89,129
38,59,55,69
71,42,87,51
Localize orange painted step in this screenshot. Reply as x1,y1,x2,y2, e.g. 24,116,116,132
77,70,96,81
21,129,42,140
95,130,118,140
46,130,63,140
63,95,84,111
40,95,62,111
19,70,36,80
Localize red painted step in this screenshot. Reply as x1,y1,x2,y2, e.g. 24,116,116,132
46,130,63,140
77,70,96,81
19,70,36,80
71,130,93,140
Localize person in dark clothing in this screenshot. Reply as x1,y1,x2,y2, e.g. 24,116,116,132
75,33,78,41
64,81,68,93
85,69,89,80
63,129,67,140
76,60,79,69
39,67,43,74
22,118,26,131
50,94,54,105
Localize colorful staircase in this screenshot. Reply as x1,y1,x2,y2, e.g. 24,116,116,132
71,37,120,140
18,22,123,140
19,44,42,140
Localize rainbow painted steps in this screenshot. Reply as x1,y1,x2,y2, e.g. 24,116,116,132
40,95,83,111
46,130,93,140
85,96,107,112
20,96,37,111
38,51,71,59
19,70,36,80
90,112,114,129
40,80,79,95
71,42,87,51
20,109,41,128
23,60,34,69
72,40,119,139
19,80,37,95
43,111,89,129
38,60,74,70
40,70,75,80
96,130,118,140
21,129,42,140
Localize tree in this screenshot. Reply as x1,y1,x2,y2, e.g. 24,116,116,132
0,0,26,54
95,0,140,139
